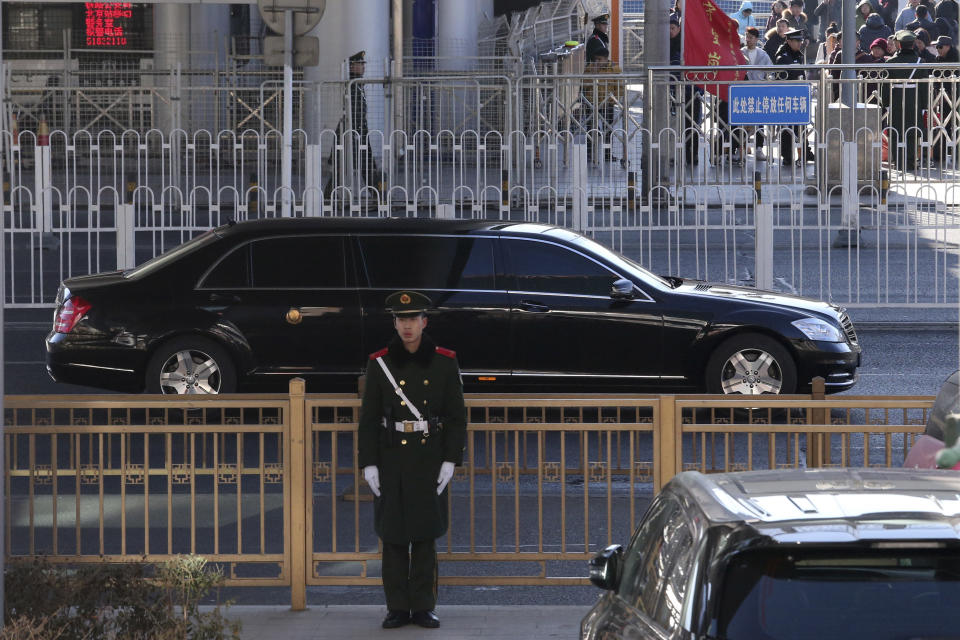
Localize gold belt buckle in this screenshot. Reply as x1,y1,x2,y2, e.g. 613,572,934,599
403,420,414,433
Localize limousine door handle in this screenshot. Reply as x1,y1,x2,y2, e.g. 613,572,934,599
518,300,550,313
208,293,240,304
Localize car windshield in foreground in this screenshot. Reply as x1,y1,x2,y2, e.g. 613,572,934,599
544,228,673,289
125,228,221,278
715,546,960,640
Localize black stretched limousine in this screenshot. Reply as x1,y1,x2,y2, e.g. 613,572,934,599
46,217,860,395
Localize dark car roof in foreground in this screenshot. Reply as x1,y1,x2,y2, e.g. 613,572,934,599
674,468,960,543
218,217,556,237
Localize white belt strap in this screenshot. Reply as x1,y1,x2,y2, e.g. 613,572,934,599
376,356,424,421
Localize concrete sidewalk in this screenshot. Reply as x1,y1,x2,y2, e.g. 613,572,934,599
223,605,588,639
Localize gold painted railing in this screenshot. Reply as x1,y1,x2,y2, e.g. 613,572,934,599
3,379,932,609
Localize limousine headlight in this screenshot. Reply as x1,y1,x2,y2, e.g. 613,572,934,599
791,318,843,342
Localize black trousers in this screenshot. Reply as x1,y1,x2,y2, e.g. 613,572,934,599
352,137,381,189
382,539,438,612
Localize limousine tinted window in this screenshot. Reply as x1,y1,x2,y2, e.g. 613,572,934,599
359,236,496,290
202,243,251,288
251,236,346,288
505,238,618,296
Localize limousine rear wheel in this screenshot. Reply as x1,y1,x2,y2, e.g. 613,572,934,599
706,334,797,395
146,336,237,395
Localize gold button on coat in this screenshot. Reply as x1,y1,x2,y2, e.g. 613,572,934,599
401,439,407,445
421,438,427,444
399,380,405,386
423,379,429,385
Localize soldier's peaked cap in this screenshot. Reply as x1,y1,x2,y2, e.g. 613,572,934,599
592,13,609,24
895,29,917,43
386,290,432,316
349,50,366,63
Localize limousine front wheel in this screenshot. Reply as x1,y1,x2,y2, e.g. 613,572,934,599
146,337,237,395
706,334,796,395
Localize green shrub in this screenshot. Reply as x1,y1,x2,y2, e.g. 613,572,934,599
4,556,241,640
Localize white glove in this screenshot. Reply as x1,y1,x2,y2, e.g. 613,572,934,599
436,461,455,495
363,465,380,497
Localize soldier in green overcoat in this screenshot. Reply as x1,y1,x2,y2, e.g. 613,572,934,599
358,290,467,630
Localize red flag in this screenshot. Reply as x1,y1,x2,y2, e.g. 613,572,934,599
682,0,747,101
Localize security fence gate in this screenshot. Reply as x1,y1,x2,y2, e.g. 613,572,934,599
4,66,960,309
3,381,933,608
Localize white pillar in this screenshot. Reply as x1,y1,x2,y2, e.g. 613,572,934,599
154,4,189,134
437,0,485,71
303,0,390,136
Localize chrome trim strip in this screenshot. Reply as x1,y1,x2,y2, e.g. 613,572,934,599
512,371,686,380
508,290,651,302
66,362,136,373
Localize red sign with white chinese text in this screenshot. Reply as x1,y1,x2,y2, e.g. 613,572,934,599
84,2,134,48
683,0,747,101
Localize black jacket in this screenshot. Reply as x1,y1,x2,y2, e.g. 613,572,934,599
859,13,893,51
586,28,610,62
774,42,806,78
937,0,959,23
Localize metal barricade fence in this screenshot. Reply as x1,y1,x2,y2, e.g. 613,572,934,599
3,381,932,607
5,67,960,309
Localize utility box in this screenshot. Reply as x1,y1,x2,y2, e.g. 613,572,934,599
825,102,882,184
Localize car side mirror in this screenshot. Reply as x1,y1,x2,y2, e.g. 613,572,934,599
610,279,636,300
589,544,623,590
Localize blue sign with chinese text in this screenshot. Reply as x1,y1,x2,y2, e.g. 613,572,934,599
728,84,812,126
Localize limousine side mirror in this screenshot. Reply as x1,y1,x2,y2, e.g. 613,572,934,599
589,544,624,590
610,279,636,300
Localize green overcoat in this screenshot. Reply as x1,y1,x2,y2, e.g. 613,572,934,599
358,334,467,544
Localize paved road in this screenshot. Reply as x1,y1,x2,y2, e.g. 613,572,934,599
5,315,958,608
7,307,958,396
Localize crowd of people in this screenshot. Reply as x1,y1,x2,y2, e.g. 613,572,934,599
660,0,960,170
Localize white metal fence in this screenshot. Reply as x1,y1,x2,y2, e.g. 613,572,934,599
4,66,960,309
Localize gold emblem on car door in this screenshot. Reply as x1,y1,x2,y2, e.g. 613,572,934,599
285,308,303,325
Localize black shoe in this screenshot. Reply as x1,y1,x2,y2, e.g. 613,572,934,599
382,610,410,629
412,610,440,628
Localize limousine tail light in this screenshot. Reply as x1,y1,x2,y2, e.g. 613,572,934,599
54,296,92,333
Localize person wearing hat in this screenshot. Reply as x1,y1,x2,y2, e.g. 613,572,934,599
349,51,381,190
586,13,611,62
882,30,930,170
358,290,467,629
325,51,382,199
732,1,758,36
932,34,958,165
869,36,890,59
774,28,815,166
857,10,892,52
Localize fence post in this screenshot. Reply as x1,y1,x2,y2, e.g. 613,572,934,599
806,377,827,468
35,118,55,248
288,377,308,611
115,203,135,270
754,171,774,291
571,140,587,231
656,395,678,493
